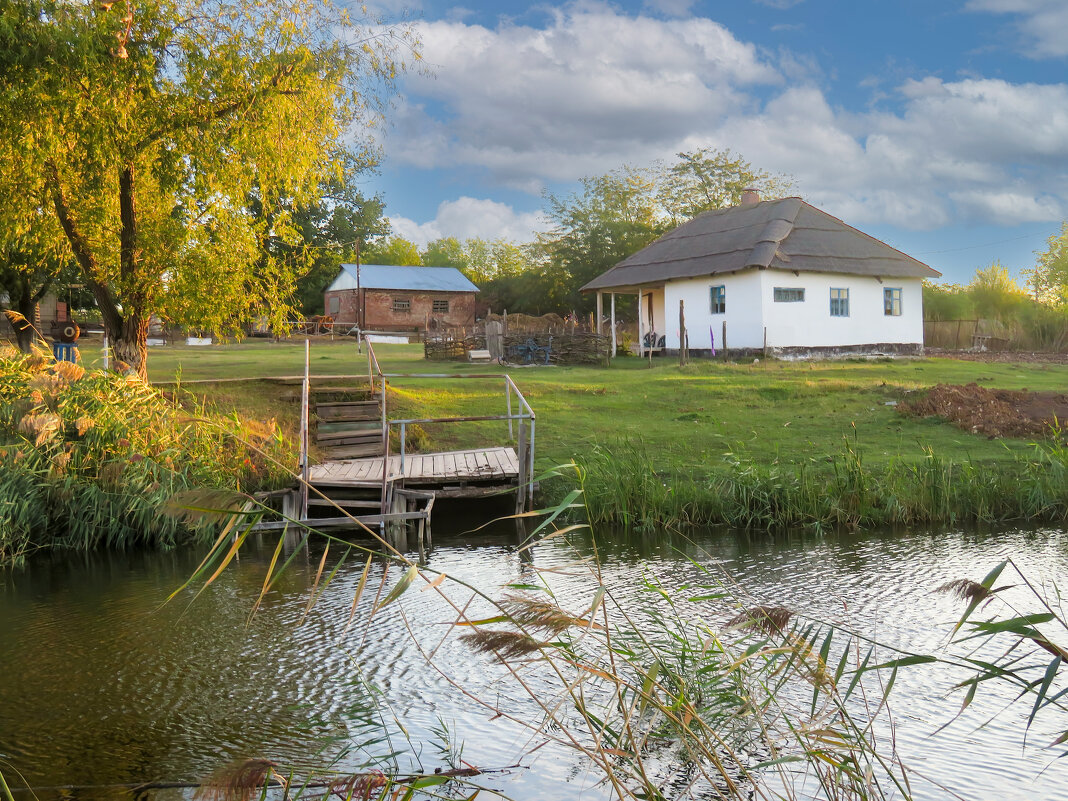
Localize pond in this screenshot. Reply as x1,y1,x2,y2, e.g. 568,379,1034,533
1,515,1066,801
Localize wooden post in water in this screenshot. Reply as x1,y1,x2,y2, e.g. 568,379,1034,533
299,339,310,520
514,417,527,515
679,299,687,366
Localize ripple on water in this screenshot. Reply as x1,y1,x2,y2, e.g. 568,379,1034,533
0,527,1066,800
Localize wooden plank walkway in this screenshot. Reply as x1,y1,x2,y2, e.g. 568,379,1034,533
308,446,520,487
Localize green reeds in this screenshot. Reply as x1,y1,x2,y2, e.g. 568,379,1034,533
0,347,292,565
575,436,1068,532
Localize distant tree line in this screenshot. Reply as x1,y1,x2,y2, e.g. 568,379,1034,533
315,148,794,318
923,226,1068,350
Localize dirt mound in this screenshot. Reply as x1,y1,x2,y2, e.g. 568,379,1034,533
900,383,1068,438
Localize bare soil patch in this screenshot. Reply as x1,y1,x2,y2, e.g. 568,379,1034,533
900,383,1068,438
925,348,1068,365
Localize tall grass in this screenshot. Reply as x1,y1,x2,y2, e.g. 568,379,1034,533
574,436,1068,532
0,347,291,565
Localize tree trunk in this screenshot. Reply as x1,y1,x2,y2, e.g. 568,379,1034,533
49,160,151,381
14,291,40,353
110,310,150,379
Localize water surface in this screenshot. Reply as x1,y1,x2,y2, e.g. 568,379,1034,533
1,520,1066,800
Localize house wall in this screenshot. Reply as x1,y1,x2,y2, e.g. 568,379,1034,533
660,270,924,350
662,271,765,349
758,270,924,348
324,288,477,330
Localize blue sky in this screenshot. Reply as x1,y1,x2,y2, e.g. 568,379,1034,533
363,0,1068,284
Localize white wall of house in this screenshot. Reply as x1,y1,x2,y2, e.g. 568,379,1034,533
658,269,924,350
759,270,924,348
662,271,765,349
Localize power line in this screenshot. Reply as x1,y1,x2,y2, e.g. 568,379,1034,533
913,232,1043,256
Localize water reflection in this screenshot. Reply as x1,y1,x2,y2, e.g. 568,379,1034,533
1,524,1067,800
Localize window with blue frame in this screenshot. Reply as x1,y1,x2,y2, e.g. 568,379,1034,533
710,285,726,314
884,287,902,316
829,288,849,317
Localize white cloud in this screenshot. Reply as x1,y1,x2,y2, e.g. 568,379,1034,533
389,4,780,187
966,0,1068,58
381,5,1068,235
711,78,1068,227
389,197,550,247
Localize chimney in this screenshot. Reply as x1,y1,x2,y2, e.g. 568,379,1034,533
740,187,760,206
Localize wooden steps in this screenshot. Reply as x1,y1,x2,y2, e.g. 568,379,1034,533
311,386,385,460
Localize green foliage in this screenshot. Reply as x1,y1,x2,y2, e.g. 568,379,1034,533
0,0,417,375
363,236,423,266
968,261,1028,322
658,147,795,225
421,236,467,270
1026,222,1068,306
0,347,290,565
924,263,1068,349
922,280,973,321
575,437,1068,533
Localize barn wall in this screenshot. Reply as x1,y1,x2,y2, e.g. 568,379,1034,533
324,288,477,330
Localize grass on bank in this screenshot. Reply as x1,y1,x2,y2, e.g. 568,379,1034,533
135,338,1068,468
126,337,1068,530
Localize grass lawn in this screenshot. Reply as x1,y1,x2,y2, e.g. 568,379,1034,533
118,337,1068,475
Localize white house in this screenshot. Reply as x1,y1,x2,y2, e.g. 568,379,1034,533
581,192,941,357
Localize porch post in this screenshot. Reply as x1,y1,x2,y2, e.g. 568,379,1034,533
637,290,644,358
596,291,603,336
610,292,617,361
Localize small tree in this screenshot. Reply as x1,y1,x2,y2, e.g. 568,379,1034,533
1,0,417,378
968,261,1027,322
1025,222,1068,307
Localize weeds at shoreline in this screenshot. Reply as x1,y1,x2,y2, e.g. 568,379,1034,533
0,347,292,565
574,436,1068,533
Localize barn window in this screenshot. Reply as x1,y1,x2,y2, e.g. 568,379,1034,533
709,285,726,314
432,299,449,314
829,288,849,317
773,287,805,302
328,296,339,315
392,298,411,312
884,287,902,316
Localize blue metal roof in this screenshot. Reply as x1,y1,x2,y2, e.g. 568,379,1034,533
327,264,479,293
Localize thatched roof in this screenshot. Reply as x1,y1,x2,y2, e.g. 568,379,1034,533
581,197,940,292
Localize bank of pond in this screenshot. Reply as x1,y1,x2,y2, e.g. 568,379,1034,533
2,350,1067,567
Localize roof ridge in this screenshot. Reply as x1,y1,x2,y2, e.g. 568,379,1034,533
744,197,802,269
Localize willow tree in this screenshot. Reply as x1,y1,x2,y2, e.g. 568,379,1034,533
0,0,416,377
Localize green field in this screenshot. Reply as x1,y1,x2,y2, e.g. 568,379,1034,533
122,338,1068,473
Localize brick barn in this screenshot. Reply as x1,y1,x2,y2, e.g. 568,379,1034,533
324,264,479,331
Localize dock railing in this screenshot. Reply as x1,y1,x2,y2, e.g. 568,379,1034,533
362,336,536,515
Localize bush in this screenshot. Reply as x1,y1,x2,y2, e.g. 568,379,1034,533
0,347,291,564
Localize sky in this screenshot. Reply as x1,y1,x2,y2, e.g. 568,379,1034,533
360,0,1068,285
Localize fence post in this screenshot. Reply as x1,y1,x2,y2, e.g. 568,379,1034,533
679,299,687,366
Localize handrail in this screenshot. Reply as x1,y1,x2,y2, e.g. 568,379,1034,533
361,334,536,512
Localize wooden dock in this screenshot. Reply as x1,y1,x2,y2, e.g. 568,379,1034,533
254,338,536,544
308,446,519,489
